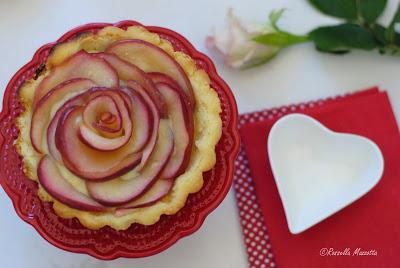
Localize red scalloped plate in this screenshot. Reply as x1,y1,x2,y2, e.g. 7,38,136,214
0,21,240,260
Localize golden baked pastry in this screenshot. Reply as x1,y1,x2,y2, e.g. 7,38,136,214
16,26,222,230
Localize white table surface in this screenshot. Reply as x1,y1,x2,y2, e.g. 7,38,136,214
1,0,399,267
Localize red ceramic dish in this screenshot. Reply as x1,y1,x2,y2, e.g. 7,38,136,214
0,21,239,260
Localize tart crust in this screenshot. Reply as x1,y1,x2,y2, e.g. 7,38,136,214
15,26,222,230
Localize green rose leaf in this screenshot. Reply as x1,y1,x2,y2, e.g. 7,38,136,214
253,9,309,49
370,24,389,46
269,9,285,30
253,32,309,48
359,0,387,23
309,23,378,53
308,0,357,20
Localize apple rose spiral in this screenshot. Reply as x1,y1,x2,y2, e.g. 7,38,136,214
30,40,194,212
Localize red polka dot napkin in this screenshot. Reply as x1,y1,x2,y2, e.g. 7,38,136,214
234,88,400,268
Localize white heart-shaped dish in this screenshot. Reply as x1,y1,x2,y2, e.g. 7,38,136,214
268,114,384,234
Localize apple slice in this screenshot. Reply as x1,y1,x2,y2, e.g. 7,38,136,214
120,87,152,153
148,72,180,89
47,109,66,162
33,50,119,107
47,93,88,162
86,119,174,206
84,95,122,133
94,52,167,116
79,93,132,151
55,106,142,180
106,39,195,107
157,82,193,179
47,87,116,161
47,87,108,161
125,80,160,169
31,78,96,153
38,156,105,212
148,72,192,117
114,179,173,216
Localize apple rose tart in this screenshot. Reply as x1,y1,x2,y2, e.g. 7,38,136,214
16,26,222,230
